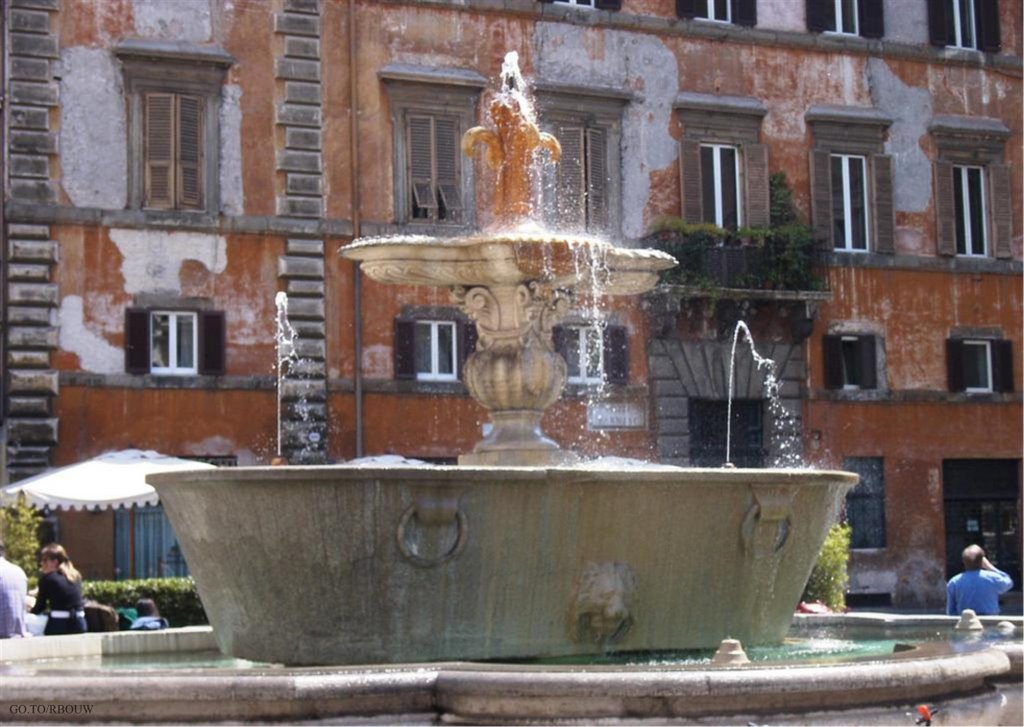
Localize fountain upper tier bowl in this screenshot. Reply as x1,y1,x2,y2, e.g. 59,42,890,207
341,230,677,295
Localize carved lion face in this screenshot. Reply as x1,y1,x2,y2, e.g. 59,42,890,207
570,562,638,645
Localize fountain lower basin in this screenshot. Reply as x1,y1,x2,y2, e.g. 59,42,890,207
149,465,856,666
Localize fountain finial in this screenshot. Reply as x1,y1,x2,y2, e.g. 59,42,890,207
462,51,561,229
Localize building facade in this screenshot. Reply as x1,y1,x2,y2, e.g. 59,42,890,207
1,0,1020,609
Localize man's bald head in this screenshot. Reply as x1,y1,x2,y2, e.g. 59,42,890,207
962,545,986,570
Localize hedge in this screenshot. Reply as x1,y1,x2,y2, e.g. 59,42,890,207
82,577,208,627
801,523,851,611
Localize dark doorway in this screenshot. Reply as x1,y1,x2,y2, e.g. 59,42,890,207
943,459,1021,588
689,399,765,468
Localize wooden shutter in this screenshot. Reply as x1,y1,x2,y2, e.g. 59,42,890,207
733,0,757,27
603,325,629,385
556,125,586,229
858,0,885,38
680,140,703,224
125,308,151,374
144,93,174,209
806,0,830,32
992,339,1014,393
988,163,1012,258
551,325,568,359
858,335,878,389
586,127,609,232
408,115,436,215
946,339,965,392
810,149,834,248
434,116,461,219
822,335,844,390
975,0,1002,52
457,321,477,379
594,0,622,9
676,0,698,18
394,320,416,380
872,154,895,254
177,95,204,210
934,161,957,256
743,143,770,228
198,311,226,375
927,0,950,46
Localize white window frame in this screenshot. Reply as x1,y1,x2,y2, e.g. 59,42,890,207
697,0,732,23
565,324,605,385
832,154,870,251
954,165,988,257
701,143,743,229
150,311,198,376
962,339,993,393
824,0,859,35
415,320,458,382
554,0,595,7
949,0,977,49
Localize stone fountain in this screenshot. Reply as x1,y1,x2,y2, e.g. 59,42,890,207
149,54,857,667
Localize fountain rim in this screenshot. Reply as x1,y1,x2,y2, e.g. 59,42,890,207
148,466,859,488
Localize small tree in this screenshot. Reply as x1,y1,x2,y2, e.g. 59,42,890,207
1,494,43,587
802,522,851,611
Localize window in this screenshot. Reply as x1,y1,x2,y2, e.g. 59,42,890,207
931,116,1011,259
116,41,231,215
947,337,1013,393
807,106,894,254
539,90,625,235
414,320,458,382
151,311,197,375
676,0,757,26
125,308,225,376
701,144,742,229
394,313,476,383
929,0,1001,52
380,65,485,229
831,155,869,251
546,0,623,9
408,115,463,224
806,0,884,37
823,334,878,390
953,166,987,256
553,323,628,385
843,457,886,549
563,325,605,384
677,94,769,229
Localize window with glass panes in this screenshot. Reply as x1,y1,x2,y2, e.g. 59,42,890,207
701,144,742,229
150,311,198,375
831,154,869,251
414,320,458,381
843,457,886,549
562,325,605,384
824,0,859,34
953,166,987,256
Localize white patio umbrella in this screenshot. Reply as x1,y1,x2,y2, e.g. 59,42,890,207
0,449,215,511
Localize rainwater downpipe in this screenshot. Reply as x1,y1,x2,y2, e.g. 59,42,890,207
349,0,364,458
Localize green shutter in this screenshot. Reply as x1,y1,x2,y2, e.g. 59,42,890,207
680,139,703,224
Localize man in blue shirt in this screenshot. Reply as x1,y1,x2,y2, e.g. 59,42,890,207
946,544,1014,616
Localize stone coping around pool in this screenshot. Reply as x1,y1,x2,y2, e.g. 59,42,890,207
0,626,217,663
0,643,1014,724
792,612,1024,629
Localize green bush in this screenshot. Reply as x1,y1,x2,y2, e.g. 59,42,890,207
801,523,851,611
1,494,43,588
82,577,208,627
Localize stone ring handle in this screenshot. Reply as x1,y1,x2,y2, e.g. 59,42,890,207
396,494,468,568
741,500,792,560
